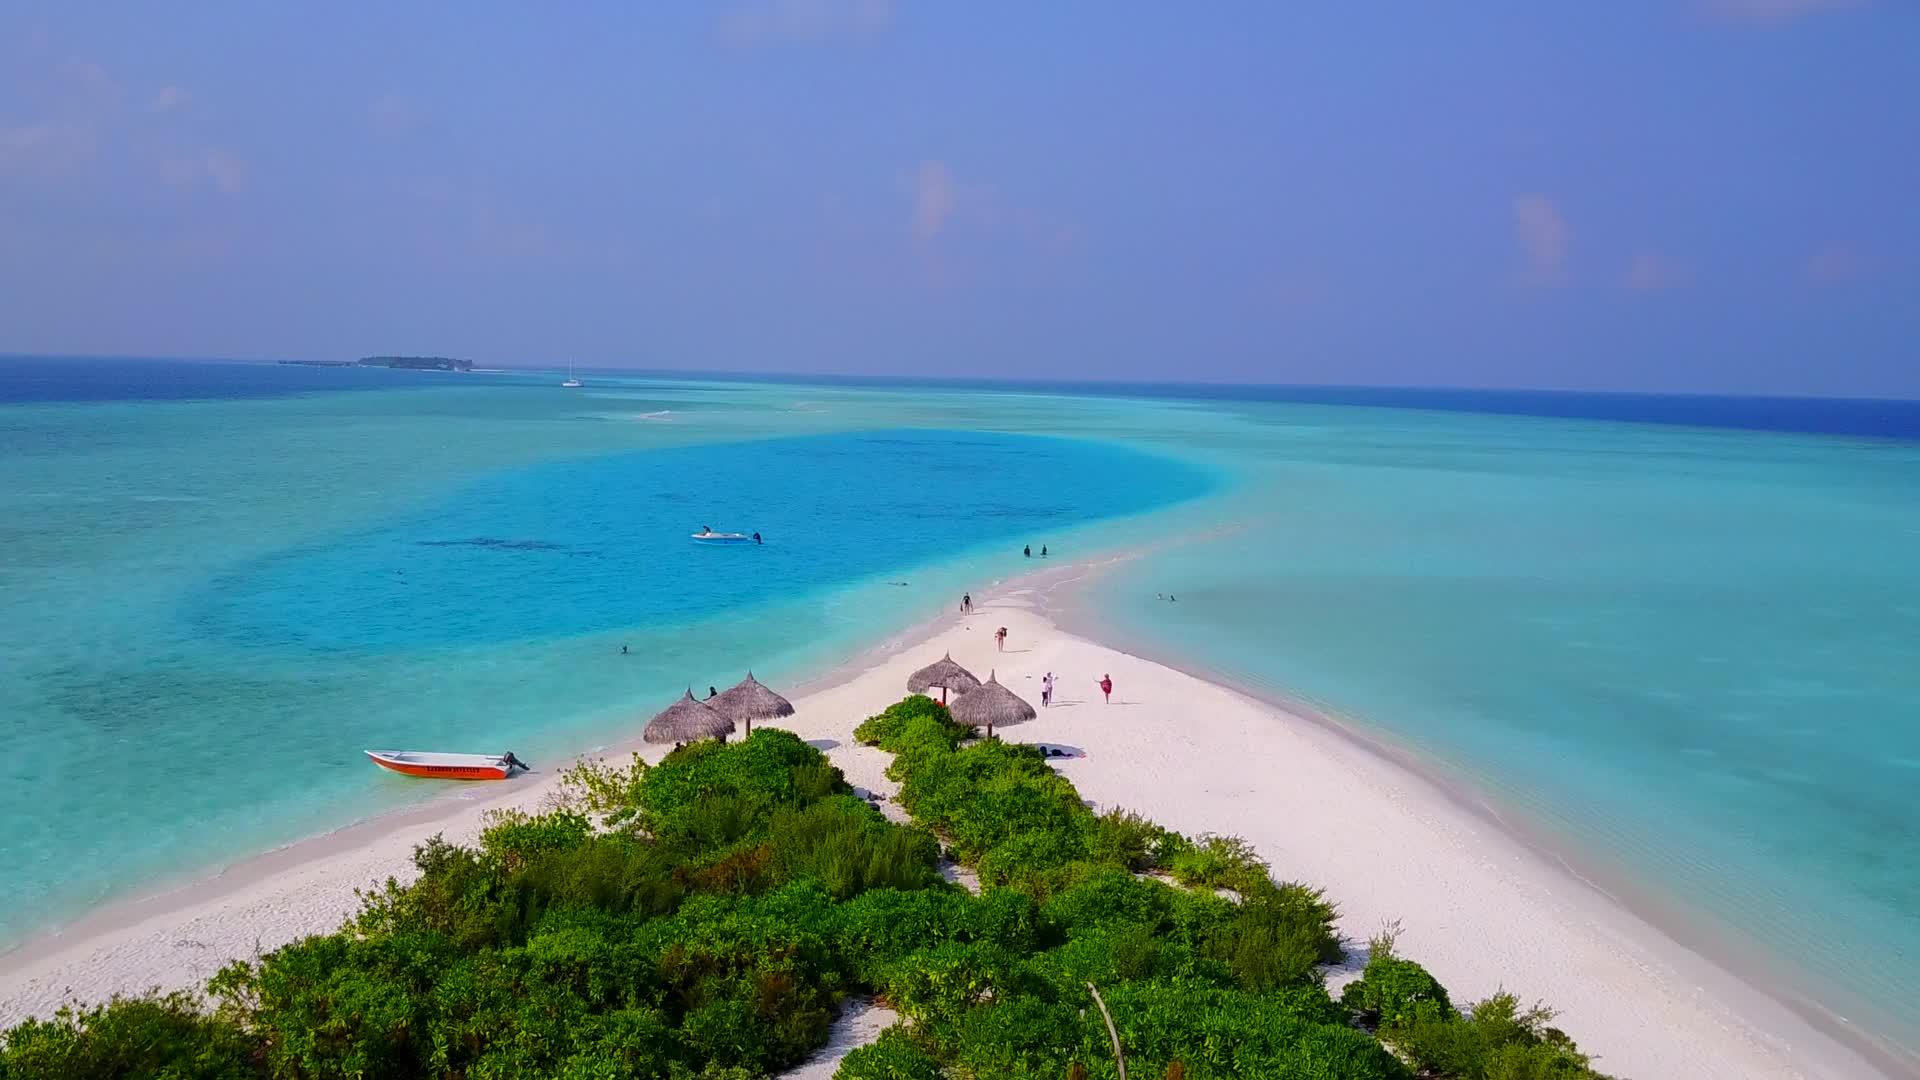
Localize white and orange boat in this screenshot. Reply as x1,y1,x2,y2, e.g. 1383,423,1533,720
365,750,528,781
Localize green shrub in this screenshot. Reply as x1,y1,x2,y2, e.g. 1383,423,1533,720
507,832,686,922
973,833,1094,895
554,751,650,828
833,1025,944,1080
1066,979,1413,1080
881,941,1023,1036
1213,884,1342,991
1042,870,1177,937
1162,887,1238,951
521,922,659,1008
639,892,842,1071
854,695,964,749
551,1006,679,1079
640,729,845,851
208,933,443,1078
1385,990,1608,1079
678,998,778,1071
1086,808,1184,873
350,834,512,947
663,1065,759,1080
965,887,1047,956
834,888,975,983
1340,935,1454,1031
479,808,593,871
949,995,1084,1076
0,993,260,1080
1024,925,1228,996
767,795,943,899
792,762,846,803
917,761,1084,862
1166,834,1270,895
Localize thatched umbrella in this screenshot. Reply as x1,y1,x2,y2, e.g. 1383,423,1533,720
643,689,736,745
710,671,794,737
946,669,1035,739
907,652,982,704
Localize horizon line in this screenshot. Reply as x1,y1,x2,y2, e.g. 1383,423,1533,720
3,351,1917,405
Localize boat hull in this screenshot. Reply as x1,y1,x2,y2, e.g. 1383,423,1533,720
365,751,511,781
692,533,751,544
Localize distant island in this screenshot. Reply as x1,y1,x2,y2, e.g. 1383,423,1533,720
277,356,473,371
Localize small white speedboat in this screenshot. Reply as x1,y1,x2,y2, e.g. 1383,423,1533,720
365,750,529,781
692,530,754,545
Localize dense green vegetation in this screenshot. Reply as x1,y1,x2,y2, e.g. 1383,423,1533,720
1,696,1616,1079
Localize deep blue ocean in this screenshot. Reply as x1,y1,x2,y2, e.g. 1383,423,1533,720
0,355,480,401
8,354,1917,439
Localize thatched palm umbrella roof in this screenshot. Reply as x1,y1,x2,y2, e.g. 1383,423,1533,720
907,652,982,704
710,671,794,737
643,690,736,744
946,670,1035,739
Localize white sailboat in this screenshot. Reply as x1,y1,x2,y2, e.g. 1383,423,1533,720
561,360,583,388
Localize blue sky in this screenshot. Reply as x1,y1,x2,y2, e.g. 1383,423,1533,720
1,2,1914,395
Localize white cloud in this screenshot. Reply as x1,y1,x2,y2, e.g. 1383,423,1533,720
1512,194,1569,286
912,160,957,240
60,60,120,105
0,57,116,178
1705,0,1865,23
1805,245,1865,283
161,150,248,194
0,122,95,176
1624,253,1690,291
1,124,61,157
719,0,893,45
204,151,246,194
148,85,190,113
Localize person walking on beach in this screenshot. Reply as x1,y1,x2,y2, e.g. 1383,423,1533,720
1023,545,1031,558
1041,545,1048,557
961,593,972,614
1041,671,1055,707
995,626,1008,652
1099,673,1113,704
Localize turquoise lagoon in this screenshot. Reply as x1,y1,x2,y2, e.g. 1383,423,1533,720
0,370,1218,945
2,360,1918,1065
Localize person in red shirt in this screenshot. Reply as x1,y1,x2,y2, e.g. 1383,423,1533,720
1099,674,1113,704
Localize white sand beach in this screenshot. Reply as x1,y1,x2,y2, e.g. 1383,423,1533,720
0,588,1884,1080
